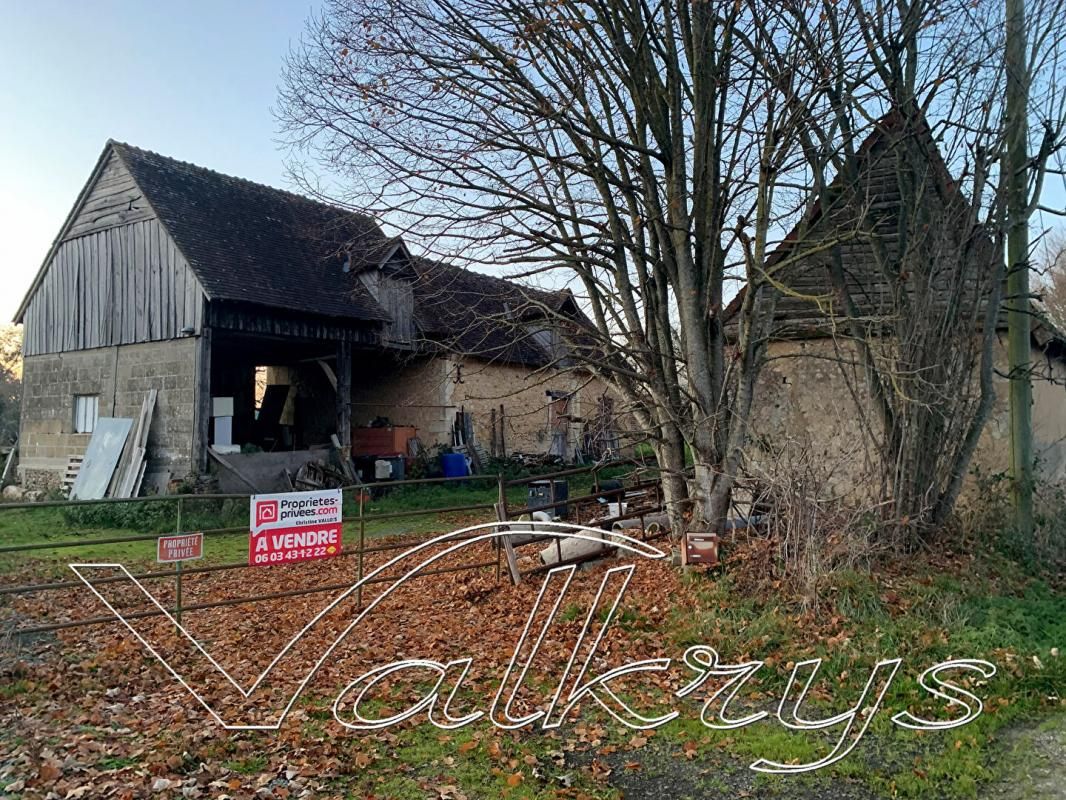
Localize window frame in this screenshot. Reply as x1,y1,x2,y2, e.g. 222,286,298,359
73,394,100,434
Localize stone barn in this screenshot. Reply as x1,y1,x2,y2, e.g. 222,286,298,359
14,141,614,491
726,113,1066,502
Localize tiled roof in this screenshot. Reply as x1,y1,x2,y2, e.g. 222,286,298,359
111,142,391,322
411,258,575,367
108,141,590,366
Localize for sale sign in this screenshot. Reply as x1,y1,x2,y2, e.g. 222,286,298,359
157,532,204,563
249,489,343,566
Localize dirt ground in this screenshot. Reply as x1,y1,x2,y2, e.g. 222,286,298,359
982,716,1066,799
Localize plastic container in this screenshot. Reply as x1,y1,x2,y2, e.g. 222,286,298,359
441,452,469,478
529,479,569,518
386,455,406,482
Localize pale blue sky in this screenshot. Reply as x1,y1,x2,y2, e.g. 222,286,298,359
2,2,1064,325
0,0,320,321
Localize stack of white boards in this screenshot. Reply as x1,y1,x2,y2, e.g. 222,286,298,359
68,390,157,500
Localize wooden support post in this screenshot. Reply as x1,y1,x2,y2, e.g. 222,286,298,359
499,404,506,458
490,408,497,459
193,326,212,474
175,497,184,625
357,489,366,608
496,472,521,584
336,340,352,451
495,529,502,582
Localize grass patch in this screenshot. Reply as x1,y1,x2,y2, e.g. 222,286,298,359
657,542,1066,799
95,756,140,771
223,755,268,775
0,466,633,574
4,474,1056,799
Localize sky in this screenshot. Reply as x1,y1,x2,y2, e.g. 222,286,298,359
0,0,321,322
3,2,1065,327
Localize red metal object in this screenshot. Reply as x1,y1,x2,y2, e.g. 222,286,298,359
352,425,416,456
685,532,719,566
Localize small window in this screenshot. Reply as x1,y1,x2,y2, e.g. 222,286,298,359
73,394,99,434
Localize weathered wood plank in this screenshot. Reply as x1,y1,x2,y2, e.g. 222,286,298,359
206,303,380,344
193,327,212,473
336,340,352,447
21,219,206,356
64,152,153,240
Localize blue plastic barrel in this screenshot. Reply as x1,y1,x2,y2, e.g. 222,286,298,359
440,452,469,477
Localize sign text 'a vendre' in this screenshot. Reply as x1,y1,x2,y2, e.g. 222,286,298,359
249,488,343,566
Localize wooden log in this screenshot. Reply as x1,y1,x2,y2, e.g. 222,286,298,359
539,533,611,566
611,512,670,531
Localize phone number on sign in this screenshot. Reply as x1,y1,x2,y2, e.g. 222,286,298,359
251,546,339,565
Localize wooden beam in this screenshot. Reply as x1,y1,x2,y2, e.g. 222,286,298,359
317,359,338,390
496,474,521,585
335,340,352,448
193,327,212,474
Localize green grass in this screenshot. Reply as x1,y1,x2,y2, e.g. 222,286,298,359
303,535,1062,799
0,466,634,575
95,756,140,771
656,549,1066,799
7,474,1054,798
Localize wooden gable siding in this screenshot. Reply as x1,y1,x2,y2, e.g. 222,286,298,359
359,269,415,347
753,127,995,340
22,219,204,356
64,151,155,240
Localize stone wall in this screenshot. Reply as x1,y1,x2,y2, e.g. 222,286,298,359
450,357,608,455
349,355,453,445
349,353,613,456
1030,349,1066,478
19,337,199,488
746,336,1066,506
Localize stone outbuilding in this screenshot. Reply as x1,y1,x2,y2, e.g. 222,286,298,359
725,113,1066,503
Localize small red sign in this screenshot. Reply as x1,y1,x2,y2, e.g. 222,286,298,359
685,533,719,566
157,532,204,563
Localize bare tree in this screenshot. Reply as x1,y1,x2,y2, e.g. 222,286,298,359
280,0,1066,540
0,325,22,446
747,0,1066,537
279,0,829,532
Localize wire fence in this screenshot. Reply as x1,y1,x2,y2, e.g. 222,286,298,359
0,459,666,636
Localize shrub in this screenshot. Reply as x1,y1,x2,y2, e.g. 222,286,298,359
61,496,246,534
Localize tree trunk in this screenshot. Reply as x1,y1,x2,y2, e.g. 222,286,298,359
1005,0,1035,539
654,425,690,541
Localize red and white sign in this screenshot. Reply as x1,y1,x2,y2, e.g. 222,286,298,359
249,489,343,566
157,532,204,563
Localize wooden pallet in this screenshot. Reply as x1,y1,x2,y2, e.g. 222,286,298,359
470,442,491,473
62,454,85,494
